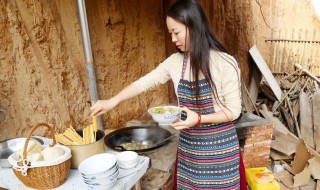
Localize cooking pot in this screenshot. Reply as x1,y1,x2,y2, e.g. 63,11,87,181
67,130,105,169
104,126,174,152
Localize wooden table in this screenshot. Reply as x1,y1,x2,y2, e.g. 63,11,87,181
0,137,150,190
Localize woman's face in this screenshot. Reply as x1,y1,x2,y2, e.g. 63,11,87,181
166,16,190,52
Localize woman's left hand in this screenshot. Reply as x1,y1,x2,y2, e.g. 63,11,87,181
171,107,199,130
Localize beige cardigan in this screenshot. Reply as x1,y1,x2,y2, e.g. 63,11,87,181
133,50,242,120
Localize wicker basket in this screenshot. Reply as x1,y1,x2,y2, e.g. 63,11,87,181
11,123,71,189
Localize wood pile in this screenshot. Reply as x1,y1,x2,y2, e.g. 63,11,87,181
246,45,320,189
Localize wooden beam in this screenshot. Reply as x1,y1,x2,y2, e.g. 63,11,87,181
300,92,315,148
260,104,290,135
313,93,320,152
249,45,282,101
295,63,320,84
247,60,262,112
271,129,299,156
265,38,320,43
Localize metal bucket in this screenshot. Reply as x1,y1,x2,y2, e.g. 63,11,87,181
67,130,105,169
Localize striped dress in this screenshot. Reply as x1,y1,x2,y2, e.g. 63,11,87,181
176,55,240,189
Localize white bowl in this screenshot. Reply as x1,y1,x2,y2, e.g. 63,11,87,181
78,153,117,175
81,165,119,181
116,151,138,169
148,105,181,125
83,168,119,185
82,165,119,181
86,179,117,190
80,164,118,179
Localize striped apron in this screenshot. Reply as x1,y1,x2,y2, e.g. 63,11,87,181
176,55,240,189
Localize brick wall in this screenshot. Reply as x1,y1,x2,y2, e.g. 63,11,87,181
241,124,274,168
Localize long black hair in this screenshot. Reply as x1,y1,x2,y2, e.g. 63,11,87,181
167,0,233,106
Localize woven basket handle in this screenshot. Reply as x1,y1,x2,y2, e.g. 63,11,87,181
22,123,56,160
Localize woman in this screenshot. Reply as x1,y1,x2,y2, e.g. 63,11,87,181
91,0,245,189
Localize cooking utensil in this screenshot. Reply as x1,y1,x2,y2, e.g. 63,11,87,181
67,129,105,169
104,126,174,152
147,134,176,147
112,134,176,151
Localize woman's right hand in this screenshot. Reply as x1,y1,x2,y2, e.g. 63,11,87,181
90,84,140,117
90,98,119,117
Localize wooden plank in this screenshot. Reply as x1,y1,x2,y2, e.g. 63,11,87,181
260,83,277,101
269,30,275,71
295,63,320,84
306,144,320,162
286,96,301,138
284,30,292,72
292,99,300,120
280,175,295,188
289,29,295,72
260,104,290,135
301,30,308,66
242,82,260,115
271,130,299,156
275,29,284,72
249,45,282,101
248,63,262,112
299,177,316,190
292,140,312,175
315,81,320,93
308,157,320,179
311,30,319,76
281,160,295,175
279,183,300,190
273,170,300,190
270,149,294,160
313,93,320,152
280,106,295,133
273,170,292,179
265,38,320,43
300,92,315,148
278,29,284,72
298,29,303,65
271,30,277,71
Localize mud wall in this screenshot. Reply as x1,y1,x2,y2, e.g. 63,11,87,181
1,0,319,139
0,0,167,139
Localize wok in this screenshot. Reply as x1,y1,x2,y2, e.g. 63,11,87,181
104,126,174,152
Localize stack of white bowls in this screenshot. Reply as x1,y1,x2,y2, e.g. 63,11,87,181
116,151,138,169
78,153,119,190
